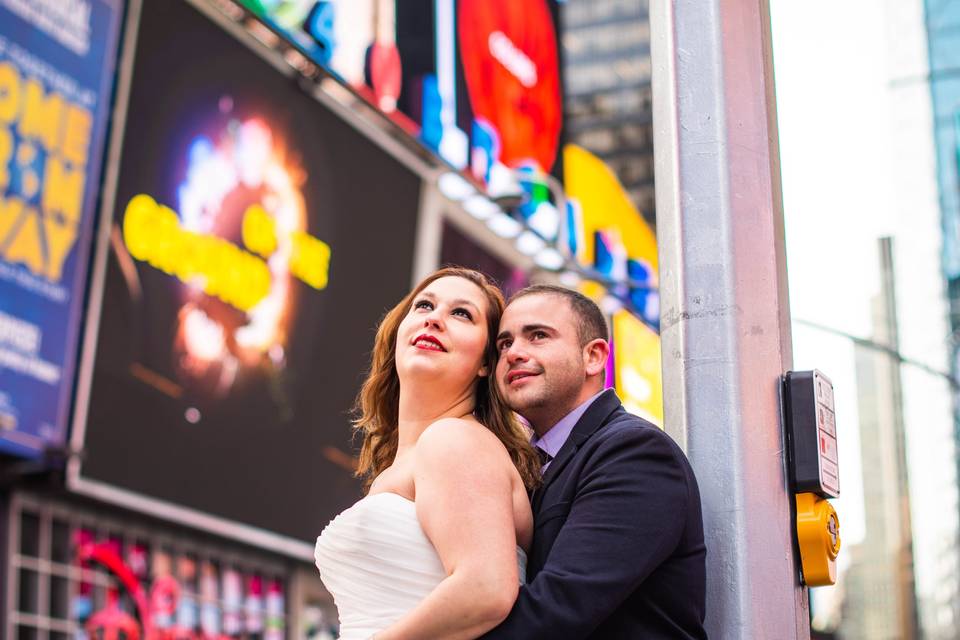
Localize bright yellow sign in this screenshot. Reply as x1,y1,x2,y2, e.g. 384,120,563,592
563,143,658,271
0,61,93,282
565,143,663,424
122,194,331,312
612,309,663,426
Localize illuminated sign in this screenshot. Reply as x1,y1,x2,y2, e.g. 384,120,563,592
0,0,122,457
123,195,272,312
560,143,663,424
71,535,286,639
488,31,538,88
238,0,400,110
564,144,660,329
0,61,93,280
115,115,334,395
236,0,562,180
612,309,663,425
123,172,331,307
458,0,562,172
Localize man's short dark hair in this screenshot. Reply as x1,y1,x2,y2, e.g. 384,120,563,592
508,284,609,346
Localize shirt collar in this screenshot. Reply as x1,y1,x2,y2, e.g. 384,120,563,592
530,389,606,460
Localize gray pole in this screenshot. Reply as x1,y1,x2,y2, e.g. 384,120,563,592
651,1,810,638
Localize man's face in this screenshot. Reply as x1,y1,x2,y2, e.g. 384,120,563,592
495,293,588,433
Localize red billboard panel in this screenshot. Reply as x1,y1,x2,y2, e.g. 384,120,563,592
458,0,562,172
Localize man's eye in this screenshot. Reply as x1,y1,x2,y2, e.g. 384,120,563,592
498,340,512,351
532,331,547,340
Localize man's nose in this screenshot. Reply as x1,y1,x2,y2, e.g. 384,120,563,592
504,341,527,363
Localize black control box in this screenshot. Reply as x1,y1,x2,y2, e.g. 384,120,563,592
783,370,839,498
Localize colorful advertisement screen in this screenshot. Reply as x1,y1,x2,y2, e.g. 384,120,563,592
74,0,423,547
239,0,562,180
0,0,123,457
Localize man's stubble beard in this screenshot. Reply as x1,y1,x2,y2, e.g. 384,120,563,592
505,359,584,425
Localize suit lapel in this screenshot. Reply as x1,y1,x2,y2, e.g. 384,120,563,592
532,389,622,514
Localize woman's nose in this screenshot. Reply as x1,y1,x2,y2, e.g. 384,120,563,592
423,310,443,329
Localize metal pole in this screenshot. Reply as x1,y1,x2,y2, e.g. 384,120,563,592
651,1,809,638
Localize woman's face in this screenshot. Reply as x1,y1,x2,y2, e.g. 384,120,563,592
395,276,491,388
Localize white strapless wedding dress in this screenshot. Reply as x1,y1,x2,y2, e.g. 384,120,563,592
314,492,527,640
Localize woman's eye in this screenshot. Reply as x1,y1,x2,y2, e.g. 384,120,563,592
414,300,433,311
453,307,473,320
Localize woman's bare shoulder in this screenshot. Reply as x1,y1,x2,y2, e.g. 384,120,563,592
416,418,510,465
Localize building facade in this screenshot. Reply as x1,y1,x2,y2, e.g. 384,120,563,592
561,0,656,226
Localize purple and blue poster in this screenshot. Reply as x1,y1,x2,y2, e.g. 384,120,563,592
0,0,123,457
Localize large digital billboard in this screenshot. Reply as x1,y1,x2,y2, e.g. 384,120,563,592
238,0,563,183
0,0,122,457
71,0,424,553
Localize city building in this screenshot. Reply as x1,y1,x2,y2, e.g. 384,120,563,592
561,0,656,226
840,240,918,639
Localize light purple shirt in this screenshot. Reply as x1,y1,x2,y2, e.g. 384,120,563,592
531,390,606,472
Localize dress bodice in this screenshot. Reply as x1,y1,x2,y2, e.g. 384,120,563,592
314,492,527,640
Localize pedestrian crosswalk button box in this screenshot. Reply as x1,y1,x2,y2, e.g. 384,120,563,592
784,370,839,498
784,370,841,586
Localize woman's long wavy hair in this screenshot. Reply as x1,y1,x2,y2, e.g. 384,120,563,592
353,267,541,492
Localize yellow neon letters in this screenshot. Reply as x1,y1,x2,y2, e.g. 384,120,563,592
291,230,331,290
123,194,331,313
241,203,277,258
123,194,270,311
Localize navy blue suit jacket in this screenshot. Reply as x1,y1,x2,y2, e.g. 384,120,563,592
482,389,707,639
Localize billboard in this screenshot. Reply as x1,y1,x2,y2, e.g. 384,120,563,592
611,310,663,426
238,0,563,183
564,144,659,330
0,0,123,457
457,0,562,173
71,0,424,553
562,144,663,424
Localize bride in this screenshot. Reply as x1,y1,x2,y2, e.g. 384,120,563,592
315,267,541,639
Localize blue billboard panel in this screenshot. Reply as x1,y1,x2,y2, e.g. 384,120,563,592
0,0,123,457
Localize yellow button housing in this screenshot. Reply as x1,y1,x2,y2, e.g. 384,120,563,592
795,492,840,586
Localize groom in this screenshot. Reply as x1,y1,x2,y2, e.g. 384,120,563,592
483,285,707,639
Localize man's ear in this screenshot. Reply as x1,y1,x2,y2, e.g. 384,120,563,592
583,338,610,377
